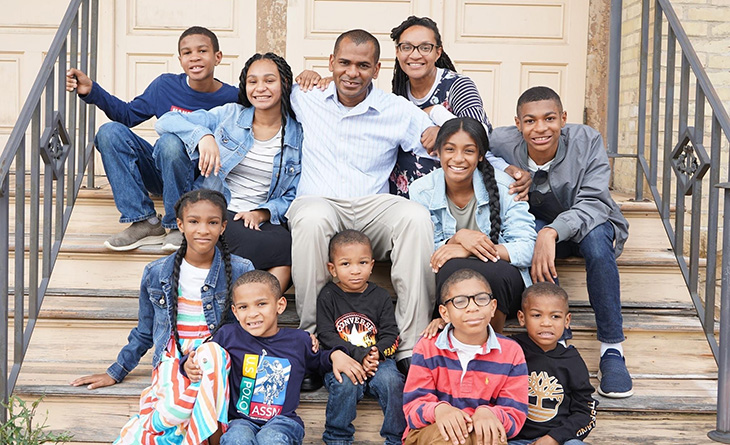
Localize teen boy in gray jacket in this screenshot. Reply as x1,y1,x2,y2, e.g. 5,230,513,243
490,86,632,399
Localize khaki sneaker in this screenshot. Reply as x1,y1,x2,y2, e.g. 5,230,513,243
104,219,166,251
161,229,183,253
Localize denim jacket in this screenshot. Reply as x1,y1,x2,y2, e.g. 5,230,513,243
409,168,536,286
106,248,253,382
155,103,303,224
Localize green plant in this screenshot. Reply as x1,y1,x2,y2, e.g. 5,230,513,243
0,395,73,444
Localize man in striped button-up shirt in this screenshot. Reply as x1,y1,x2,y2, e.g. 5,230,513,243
286,29,439,374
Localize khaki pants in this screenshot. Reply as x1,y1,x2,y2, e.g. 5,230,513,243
404,424,477,445
286,194,435,359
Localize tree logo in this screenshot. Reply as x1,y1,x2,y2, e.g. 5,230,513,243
527,371,564,422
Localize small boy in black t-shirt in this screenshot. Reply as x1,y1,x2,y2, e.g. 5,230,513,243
316,229,405,445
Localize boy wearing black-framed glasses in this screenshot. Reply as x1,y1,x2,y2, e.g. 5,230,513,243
402,268,528,445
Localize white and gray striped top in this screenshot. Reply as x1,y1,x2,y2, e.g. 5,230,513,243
226,130,281,213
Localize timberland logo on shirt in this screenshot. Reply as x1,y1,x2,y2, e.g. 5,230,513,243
236,350,290,421
527,371,564,422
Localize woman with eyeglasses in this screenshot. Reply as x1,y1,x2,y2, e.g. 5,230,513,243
409,117,536,335
389,16,531,199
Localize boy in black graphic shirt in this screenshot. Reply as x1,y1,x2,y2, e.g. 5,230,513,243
316,229,405,445
510,283,597,445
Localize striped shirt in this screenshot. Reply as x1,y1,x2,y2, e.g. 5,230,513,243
291,83,435,198
402,324,528,439
177,259,211,343
227,131,281,213
407,68,506,171
407,68,493,132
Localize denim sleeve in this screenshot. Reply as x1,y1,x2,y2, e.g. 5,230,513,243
499,182,537,268
408,178,448,249
255,160,300,225
106,266,156,382
485,151,510,172
155,105,231,160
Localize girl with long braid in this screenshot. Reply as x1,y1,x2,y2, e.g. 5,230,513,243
156,52,302,292
409,117,536,334
71,189,254,444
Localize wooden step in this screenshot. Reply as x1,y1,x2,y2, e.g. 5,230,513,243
13,314,717,404
30,409,728,445
9,179,721,443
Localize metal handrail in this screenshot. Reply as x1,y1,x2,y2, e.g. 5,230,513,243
607,0,730,441
0,0,98,422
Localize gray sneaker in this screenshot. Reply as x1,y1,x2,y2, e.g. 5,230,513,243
161,229,183,252
104,219,166,251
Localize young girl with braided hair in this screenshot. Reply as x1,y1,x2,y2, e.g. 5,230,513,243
156,52,302,293
409,117,536,334
72,189,253,444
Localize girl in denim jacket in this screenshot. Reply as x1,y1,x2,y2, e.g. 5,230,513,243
409,117,536,334
156,53,303,293
72,189,254,444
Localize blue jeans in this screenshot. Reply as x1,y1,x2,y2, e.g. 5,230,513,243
95,122,196,229
323,358,405,445
221,416,305,445
509,439,586,445
536,219,625,343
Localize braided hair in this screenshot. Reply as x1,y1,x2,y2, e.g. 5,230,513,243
238,53,294,194
435,117,501,243
390,16,456,97
167,189,232,356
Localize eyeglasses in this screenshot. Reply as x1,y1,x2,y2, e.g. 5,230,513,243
396,42,437,55
442,292,493,309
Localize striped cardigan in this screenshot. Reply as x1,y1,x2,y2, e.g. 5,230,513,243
402,324,529,438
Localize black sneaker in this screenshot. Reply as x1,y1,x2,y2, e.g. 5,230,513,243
300,373,323,392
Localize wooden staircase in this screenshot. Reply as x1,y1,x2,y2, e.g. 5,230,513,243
8,179,720,444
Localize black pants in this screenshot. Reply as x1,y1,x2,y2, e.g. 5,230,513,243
224,210,292,269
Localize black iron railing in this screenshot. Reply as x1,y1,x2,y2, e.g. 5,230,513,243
0,0,98,422
607,0,729,442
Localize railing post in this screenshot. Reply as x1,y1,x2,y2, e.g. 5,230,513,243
606,0,622,155
0,174,8,423
710,184,730,443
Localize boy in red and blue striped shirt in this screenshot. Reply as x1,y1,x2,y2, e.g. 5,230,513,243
403,268,528,444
